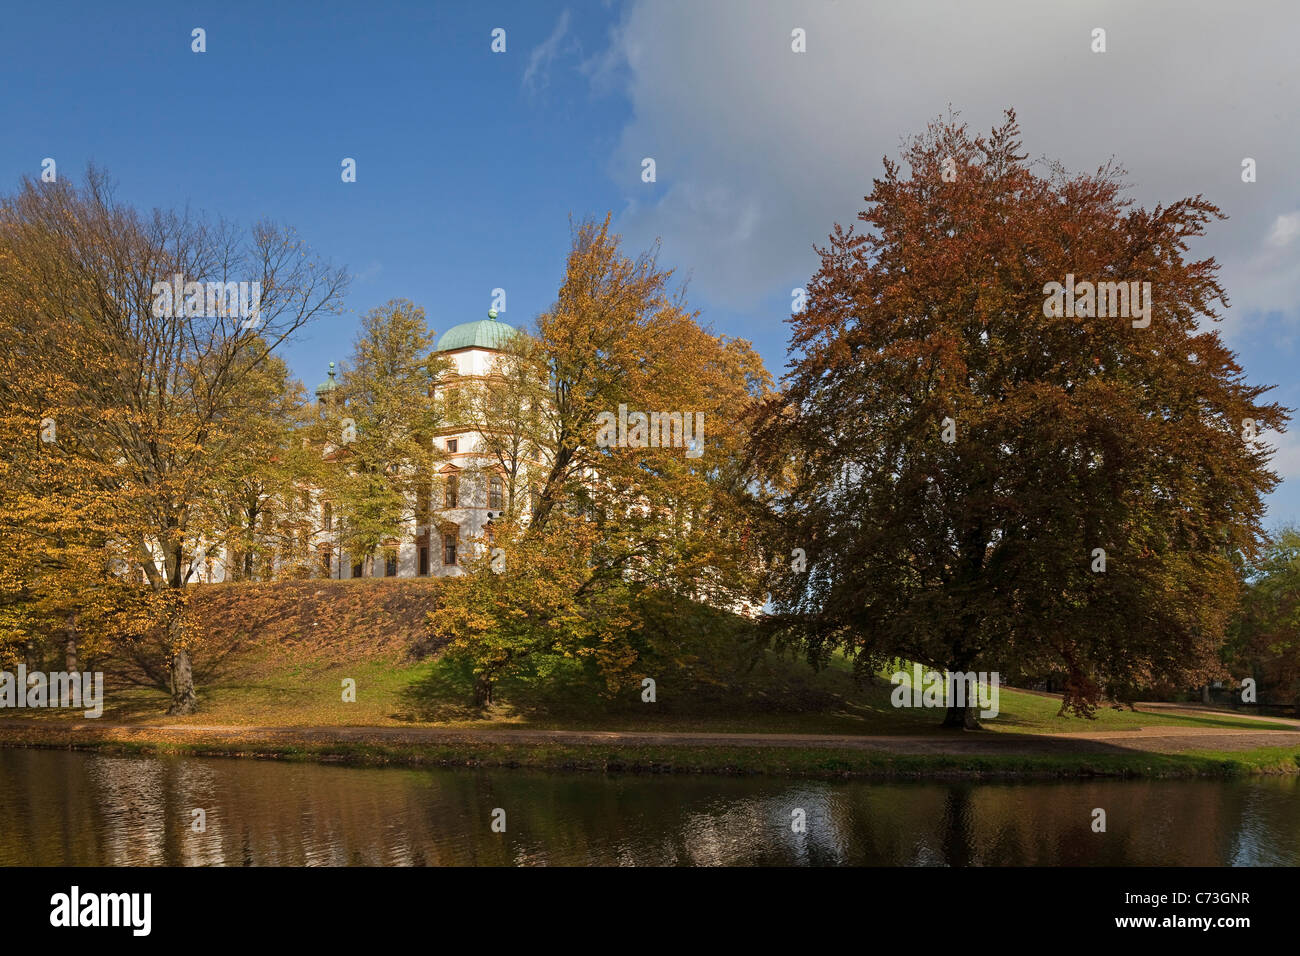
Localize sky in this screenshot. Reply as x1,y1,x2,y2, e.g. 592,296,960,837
2,0,1297,523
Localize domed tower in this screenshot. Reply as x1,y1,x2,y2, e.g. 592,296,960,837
433,310,516,359
417,311,519,579
315,362,340,408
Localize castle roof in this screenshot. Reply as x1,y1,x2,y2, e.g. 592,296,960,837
315,362,339,399
434,311,515,352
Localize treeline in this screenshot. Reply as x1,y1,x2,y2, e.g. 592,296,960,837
0,172,772,714
3,108,1298,726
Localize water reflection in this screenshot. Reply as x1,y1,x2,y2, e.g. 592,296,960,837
0,749,1296,866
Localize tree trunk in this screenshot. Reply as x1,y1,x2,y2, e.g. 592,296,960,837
168,647,198,715
163,540,198,715
941,702,982,730
64,611,78,672
1201,683,1212,705
474,676,493,708
942,647,983,729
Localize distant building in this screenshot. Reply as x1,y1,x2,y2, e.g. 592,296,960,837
316,310,526,580
180,311,758,617
181,311,530,584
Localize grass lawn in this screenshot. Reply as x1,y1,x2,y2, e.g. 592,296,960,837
6,576,1288,781
6,638,1296,780
8,582,1295,780
20,643,1283,738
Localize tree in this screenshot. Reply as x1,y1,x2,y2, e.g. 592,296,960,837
208,351,319,582
314,299,449,572
0,352,134,674
1228,527,1300,710
751,111,1288,727
428,215,772,705
0,167,348,713
428,515,633,705
456,333,549,522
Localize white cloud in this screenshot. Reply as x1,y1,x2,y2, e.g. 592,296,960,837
585,0,1300,332
1266,212,1300,248
1270,433,1300,479
1264,430,1300,525
523,10,573,93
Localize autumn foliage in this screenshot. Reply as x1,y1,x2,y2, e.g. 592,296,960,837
427,216,773,704
751,111,1288,724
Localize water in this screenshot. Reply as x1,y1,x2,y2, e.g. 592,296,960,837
0,749,1296,865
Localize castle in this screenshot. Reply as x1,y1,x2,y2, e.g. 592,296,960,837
313,310,523,581
166,311,759,618
188,311,527,584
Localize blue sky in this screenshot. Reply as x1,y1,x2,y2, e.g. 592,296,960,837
3,0,1297,525
0,1,644,377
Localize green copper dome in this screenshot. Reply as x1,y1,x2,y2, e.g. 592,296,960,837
435,313,516,352
315,362,339,397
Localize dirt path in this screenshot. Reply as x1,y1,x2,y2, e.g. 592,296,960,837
1129,702,1300,727
3,716,1298,756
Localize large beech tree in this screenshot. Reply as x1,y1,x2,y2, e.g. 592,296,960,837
751,111,1288,726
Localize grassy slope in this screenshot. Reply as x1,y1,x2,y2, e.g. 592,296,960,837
89,654,1279,736
24,575,1277,735
8,579,1297,777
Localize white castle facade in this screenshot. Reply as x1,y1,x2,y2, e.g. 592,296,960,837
168,312,759,616
186,312,526,585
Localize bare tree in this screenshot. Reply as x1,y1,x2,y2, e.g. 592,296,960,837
0,167,349,713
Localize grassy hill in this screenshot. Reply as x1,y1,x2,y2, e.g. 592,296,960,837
39,578,1278,737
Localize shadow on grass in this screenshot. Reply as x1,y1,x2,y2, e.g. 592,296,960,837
392,647,948,734
394,656,485,723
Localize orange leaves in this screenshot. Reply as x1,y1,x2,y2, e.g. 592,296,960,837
423,216,772,702
756,110,1288,716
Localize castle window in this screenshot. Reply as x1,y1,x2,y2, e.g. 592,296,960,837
446,438,458,454
488,475,503,511
442,533,457,566
445,474,459,508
